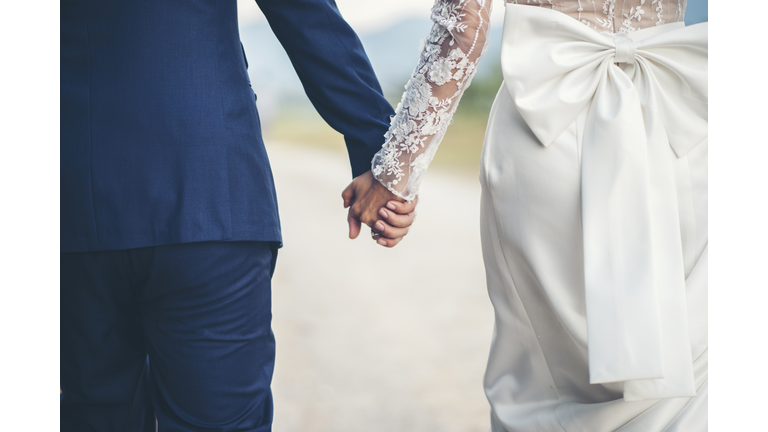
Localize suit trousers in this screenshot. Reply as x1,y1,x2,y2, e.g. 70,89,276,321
61,241,278,432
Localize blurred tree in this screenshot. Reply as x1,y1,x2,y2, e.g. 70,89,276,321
456,60,504,120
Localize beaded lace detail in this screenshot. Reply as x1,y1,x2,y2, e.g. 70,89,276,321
508,0,686,32
371,0,688,201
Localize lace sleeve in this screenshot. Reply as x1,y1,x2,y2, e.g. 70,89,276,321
371,0,493,201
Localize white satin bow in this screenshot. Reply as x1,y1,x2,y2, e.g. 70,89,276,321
501,5,707,401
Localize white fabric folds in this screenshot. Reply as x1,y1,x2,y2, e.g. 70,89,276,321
500,5,707,401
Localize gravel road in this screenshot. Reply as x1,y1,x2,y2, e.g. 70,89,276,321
266,142,495,432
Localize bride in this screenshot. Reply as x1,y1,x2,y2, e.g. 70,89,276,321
343,0,707,430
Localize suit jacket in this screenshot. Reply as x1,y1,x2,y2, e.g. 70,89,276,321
61,0,395,252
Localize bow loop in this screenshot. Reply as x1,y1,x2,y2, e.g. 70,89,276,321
634,23,709,157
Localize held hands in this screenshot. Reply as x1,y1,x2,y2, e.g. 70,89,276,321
342,170,417,248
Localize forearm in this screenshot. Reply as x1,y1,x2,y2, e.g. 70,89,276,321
371,0,492,200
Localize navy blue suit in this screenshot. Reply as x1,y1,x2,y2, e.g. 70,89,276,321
61,0,394,430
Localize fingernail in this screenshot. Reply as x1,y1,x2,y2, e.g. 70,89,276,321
375,221,385,230
378,239,387,246
387,202,397,211
379,208,388,218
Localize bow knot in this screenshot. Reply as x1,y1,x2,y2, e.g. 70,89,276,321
613,33,637,64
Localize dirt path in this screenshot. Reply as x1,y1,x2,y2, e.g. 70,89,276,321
267,142,494,432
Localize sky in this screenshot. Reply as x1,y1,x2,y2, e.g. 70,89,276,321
236,0,507,34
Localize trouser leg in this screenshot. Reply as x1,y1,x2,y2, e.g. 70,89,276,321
60,250,156,432
135,241,278,432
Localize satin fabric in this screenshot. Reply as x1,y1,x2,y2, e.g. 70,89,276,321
479,5,707,431
500,5,707,400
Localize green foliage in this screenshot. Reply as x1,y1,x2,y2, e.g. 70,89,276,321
456,60,503,119
428,60,503,171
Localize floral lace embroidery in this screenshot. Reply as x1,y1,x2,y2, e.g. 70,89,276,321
652,0,665,26
508,0,555,6
503,0,683,33
371,0,491,201
619,0,645,32
601,0,616,32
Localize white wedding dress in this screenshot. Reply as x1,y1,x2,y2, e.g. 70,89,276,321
371,1,707,431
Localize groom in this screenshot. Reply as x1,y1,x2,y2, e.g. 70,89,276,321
61,0,415,430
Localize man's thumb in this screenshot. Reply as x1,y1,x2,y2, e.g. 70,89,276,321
347,209,361,239
342,183,355,208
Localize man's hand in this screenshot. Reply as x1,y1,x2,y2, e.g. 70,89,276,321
342,170,417,247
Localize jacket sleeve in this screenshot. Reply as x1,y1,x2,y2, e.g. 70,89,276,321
254,0,396,178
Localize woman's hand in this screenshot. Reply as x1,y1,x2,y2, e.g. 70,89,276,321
342,170,417,247
371,200,417,247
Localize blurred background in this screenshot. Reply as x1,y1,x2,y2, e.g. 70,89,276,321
237,1,708,431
